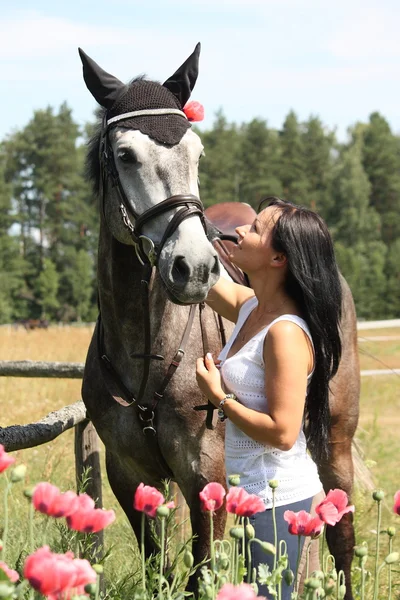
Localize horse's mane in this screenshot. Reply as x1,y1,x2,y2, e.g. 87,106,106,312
86,76,149,196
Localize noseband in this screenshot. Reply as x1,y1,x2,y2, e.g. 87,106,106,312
99,110,207,266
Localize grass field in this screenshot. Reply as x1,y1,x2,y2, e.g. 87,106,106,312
0,323,399,594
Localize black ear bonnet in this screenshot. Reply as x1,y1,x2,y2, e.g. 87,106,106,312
79,44,200,145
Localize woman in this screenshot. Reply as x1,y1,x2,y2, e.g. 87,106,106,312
196,197,342,597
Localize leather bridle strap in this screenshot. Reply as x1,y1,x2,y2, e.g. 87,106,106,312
100,122,207,265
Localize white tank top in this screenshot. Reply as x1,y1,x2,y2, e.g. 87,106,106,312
218,296,323,508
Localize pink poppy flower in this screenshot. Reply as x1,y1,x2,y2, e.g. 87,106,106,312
315,489,355,526
394,490,400,516
32,483,61,515
71,558,97,587
284,510,324,538
0,445,16,473
226,487,266,518
24,546,63,596
0,560,19,583
24,546,96,598
216,582,264,599
49,491,79,518
133,483,165,518
183,101,205,122
166,501,176,509
199,482,226,513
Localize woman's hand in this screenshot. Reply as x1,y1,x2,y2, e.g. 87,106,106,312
196,353,224,407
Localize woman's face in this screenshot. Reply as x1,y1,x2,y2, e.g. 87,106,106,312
229,206,283,272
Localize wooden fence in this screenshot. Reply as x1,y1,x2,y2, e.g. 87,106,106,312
0,359,104,551
0,359,190,550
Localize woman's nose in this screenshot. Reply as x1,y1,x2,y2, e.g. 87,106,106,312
235,224,249,238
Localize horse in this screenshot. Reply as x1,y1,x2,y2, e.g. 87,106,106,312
79,45,360,599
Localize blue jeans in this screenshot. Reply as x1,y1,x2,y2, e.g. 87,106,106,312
245,496,314,600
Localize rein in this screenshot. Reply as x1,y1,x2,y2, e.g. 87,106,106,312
96,108,221,477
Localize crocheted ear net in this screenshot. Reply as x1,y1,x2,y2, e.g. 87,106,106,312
107,79,191,145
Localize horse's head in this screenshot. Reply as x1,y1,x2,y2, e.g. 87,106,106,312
80,44,219,304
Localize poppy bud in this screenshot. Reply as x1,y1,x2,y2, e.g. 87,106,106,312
283,569,294,586
10,464,26,483
354,545,368,558
256,540,276,555
229,526,244,540
385,552,399,565
156,505,170,518
338,584,346,599
228,474,241,487
245,524,255,539
183,550,194,569
268,480,279,489
23,487,34,500
84,583,97,595
304,577,320,590
387,527,396,537
372,489,385,502
218,553,229,570
92,564,103,574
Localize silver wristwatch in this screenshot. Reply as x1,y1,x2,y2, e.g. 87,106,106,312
217,393,237,422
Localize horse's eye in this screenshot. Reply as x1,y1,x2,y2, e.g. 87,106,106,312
118,150,137,164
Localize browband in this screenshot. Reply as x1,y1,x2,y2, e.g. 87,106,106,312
107,108,188,127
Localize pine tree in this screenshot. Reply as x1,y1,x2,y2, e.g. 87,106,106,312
35,258,60,319
238,119,282,208
279,111,309,205
302,116,336,218
361,112,400,244
197,110,241,207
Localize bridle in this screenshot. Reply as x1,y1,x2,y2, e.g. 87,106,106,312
96,108,221,478
99,108,207,266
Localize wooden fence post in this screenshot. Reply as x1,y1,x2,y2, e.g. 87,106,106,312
74,419,103,558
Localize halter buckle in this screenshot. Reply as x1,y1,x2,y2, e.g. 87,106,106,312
139,235,157,267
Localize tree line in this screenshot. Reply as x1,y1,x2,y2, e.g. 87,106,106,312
0,103,399,323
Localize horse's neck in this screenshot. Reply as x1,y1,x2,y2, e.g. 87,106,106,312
97,226,168,361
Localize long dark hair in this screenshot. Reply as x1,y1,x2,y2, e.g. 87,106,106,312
260,196,342,459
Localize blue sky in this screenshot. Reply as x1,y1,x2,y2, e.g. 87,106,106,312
1,0,400,142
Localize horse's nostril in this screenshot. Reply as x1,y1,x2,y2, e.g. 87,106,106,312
211,255,220,276
172,256,190,285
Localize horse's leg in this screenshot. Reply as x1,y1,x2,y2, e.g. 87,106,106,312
105,451,157,559
176,434,227,595
316,432,357,600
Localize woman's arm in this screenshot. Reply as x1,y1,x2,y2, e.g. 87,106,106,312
205,276,254,323
196,321,312,450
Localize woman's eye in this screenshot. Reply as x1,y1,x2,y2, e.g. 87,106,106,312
118,150,137,164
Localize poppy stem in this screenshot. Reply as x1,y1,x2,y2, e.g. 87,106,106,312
294,535,302,593
388,536,393,600
272,488,277,571
1,480,11,562
159,516,166,600
246,518,252,584
373,498,382,600
141,512,146,591
209,511,215,573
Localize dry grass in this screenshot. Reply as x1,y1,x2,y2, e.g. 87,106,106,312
0,324,399,590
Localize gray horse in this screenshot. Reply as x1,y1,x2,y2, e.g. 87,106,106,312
79,45,359,599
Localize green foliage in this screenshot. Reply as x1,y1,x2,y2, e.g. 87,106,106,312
1,104,399,321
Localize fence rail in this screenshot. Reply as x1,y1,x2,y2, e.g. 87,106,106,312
0,360,84,379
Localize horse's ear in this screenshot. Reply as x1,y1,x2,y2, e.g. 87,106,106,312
78,48,127,110
163,43,201,107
